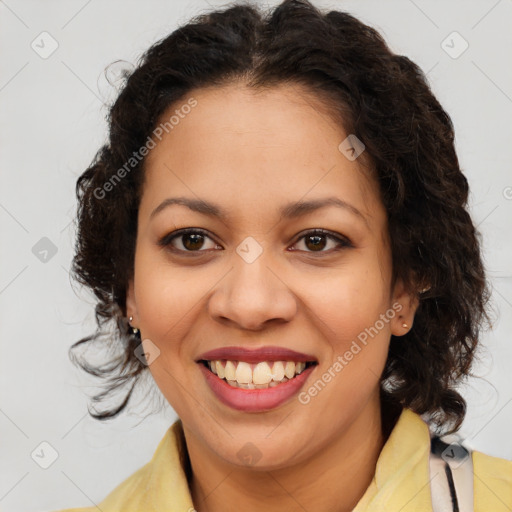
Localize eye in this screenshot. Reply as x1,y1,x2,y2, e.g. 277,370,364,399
158,228,220,253
158,228,353,255
291,229,353,253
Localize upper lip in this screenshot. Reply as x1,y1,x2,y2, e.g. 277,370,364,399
196,346,318,363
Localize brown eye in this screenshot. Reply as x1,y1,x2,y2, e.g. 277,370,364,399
292,229,352,253
181,232,206,251
304,234,327,251
159,228,220,252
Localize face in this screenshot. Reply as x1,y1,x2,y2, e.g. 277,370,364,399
126,82,417,469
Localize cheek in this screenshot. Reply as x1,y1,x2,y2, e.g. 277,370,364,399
295,264,392,446
132,250,205,416
305,254,392,379
133,249,206,349
308,254,391,334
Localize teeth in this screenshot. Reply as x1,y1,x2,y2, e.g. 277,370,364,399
271,361,285,381
224,360,236,381
238,382,255,389
205,359,313,388
215,361,225,379
235,361,252,384
253,362,272,385
284,361,296,379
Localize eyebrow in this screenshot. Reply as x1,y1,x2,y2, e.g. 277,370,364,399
150,196,369,227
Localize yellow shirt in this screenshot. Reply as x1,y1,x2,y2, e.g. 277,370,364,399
56,408,512,511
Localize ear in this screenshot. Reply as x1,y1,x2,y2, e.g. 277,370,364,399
126,277,138,324
390,278,420,337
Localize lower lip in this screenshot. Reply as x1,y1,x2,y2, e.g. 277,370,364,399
198,362,316,412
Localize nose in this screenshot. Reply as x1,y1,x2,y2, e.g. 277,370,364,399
207,250,297,331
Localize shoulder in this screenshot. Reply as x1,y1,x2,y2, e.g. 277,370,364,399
51,420,194,512
52,459,155,512
472,449,512,511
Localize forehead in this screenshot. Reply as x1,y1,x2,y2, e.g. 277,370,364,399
141,82,384,228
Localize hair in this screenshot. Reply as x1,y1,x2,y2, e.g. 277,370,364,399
70,0,491,433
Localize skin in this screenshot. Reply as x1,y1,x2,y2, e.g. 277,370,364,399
126,82,419,512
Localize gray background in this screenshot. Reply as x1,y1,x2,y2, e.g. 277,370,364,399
0,0,511,510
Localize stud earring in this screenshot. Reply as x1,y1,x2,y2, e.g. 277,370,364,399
128,316,139,334
402,322,408,329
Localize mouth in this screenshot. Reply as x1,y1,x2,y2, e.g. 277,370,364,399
199,359,318,389
195,346,318,412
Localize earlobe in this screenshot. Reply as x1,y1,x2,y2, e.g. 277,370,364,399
125,278,138,323
390,278,420,337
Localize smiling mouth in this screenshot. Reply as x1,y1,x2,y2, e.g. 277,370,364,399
200,359,318,389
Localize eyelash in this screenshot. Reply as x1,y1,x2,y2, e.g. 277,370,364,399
158,228,353,255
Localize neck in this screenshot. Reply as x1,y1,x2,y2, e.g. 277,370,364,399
185,394,397,512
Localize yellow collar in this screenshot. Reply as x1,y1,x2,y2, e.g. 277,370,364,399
353,408,433,511
91,407,511,512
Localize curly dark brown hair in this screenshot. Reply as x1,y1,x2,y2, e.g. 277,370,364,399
70,0,491,433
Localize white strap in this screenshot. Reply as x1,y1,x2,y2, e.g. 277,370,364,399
430,455,456,512
448,444,474,512
429,436,474,512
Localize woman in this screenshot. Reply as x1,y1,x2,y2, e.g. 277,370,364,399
57,0,512,510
